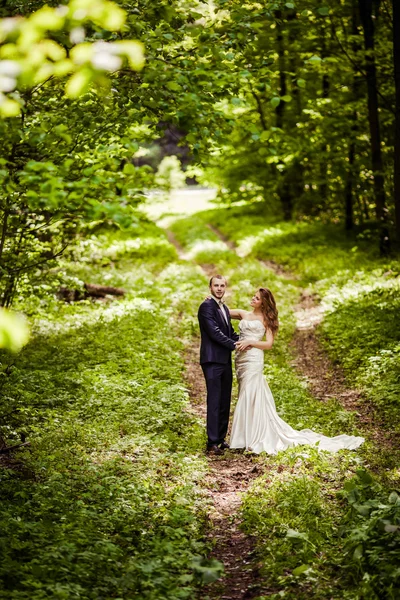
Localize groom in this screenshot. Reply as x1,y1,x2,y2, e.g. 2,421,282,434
198,275,239,455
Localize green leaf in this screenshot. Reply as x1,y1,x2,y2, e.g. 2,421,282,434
281,95,292,102
285,3,295,8
0,309,29,352
353,544,363,560
99,5,126,30
317,7,330,16
286,529,308,542
166,81,181,91
293,564,310,576
297,78,306,88
31,6,64,30
123,163,136,175
260,130,272,142
117,41,145,70
270,97,280,108
307,55,322,64
0,97,21,117
356,470,373,486
65,68,92,98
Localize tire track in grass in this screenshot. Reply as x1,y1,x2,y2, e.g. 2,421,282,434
165,227,267,600
292,292,399,458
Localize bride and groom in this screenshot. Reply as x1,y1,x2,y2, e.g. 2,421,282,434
198,275,364,456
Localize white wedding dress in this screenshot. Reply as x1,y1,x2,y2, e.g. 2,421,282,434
230,320,364,454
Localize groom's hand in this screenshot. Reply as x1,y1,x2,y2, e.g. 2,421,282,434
235,341,253,351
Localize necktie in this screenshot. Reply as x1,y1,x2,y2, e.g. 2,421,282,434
218,301,228,325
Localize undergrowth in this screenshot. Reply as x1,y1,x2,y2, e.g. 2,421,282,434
0,220,219,600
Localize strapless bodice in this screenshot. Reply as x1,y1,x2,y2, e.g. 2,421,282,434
238,319,266,341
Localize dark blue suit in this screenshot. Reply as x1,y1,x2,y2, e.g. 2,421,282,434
198,298,239,446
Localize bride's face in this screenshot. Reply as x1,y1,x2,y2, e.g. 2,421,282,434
250,292,262,308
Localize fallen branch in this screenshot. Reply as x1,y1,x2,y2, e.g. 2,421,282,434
84,283,125,297
57,283,126,302
0,441,31,454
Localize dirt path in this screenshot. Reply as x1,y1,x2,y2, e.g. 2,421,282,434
292,291,399,456
184,338,266,600
166,227,266,599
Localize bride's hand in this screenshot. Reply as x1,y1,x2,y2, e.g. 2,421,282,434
235,340,253,351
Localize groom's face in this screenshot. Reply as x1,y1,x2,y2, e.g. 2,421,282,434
210,278,226,299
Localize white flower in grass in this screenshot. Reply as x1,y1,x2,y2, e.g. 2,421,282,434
70,27,85,44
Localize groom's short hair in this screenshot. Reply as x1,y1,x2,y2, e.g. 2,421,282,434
209,274,227,286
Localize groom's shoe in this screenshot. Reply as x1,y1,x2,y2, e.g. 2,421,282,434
206,444,224,456
219,441,230,450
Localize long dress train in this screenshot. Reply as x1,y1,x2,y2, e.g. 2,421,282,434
229,320,364,454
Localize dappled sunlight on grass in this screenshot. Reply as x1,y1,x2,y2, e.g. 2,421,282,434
34,297,158,336
236,227,286,257
322,273,400,313
187,239,231,261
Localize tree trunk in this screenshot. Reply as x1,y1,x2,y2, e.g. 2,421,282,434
318,3,330,205
275,11,293,220
275,12,286,130
393,0,400,241
358,0,389,253
345,0,362,231
0,205,9,263
345,130,356,230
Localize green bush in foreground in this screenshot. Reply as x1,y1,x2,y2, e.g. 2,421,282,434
241,453,400,600
341,470,400,600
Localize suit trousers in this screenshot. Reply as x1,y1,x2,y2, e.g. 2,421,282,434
201,362,233,446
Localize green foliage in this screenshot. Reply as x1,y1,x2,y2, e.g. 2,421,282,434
240,448,363,599
341,470,400,599
0,219,216,599
0,0,144,114
321,285,400,419
241,458,400,599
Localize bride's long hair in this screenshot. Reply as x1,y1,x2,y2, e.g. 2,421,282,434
259,287,279,336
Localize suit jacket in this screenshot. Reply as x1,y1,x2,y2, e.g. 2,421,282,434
198,298,239,365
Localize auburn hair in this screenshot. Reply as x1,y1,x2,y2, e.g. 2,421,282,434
259,288,279,336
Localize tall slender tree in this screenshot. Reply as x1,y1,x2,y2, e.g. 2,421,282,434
358,0,389,252
393,0,400,241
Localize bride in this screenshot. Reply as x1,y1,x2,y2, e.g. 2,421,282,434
229,288,364,454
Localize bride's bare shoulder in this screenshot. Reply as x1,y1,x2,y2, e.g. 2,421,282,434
229,309,248,320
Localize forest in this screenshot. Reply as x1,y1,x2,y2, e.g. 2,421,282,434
0,1,399,599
